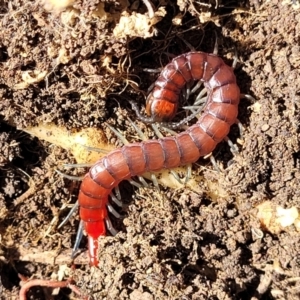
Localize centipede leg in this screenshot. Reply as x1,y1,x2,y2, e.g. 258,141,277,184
71,220,84,259
224,136,239,154
107,124,130,145
160,104,204,129
194,92,208,106
143,68,162,74
182,81,203,108
213,31,219,55
184,164,192,184
191,81,205,96
107,203,122,219
129,100,156,124
184,80,196,100
241,93,255,102
150,173,160,191
128,118,149,141
126,120,152,187
152,124,192,184
209,154,221,173
183,85,207,117
238,93,255,138
141,0,154,18
158,126,178,136
113,185,121,200
128,178,142,188
63,163,94,168
151,123,164,138
160,83,208,130
123,124,162,187
108,122,156,187
75,144,110,154
236,119,244,139
58,201,79,229
232,46,238,69
55,170,85,181
183,101,207,124
176,35,196,52
105,217,118,236
152,124,184,183
138,176,149,187
167,169,184,185
110,192,122,207
110,120,150,188
134,177,149,187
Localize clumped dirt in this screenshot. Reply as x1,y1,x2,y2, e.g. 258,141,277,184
0,0,300,299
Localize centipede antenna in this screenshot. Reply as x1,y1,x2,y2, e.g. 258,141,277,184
138,176,149,187
114,185,122,200
71,220,84,259
106,124,129,145
184,164,192,184
110,192,122,207
105,217,118,236
107,203,122,218
128,118,148,141
58,201,79,229
63,163,94,169
224,136,239,154
129,100,156,124
55,170,84,181
78,145,110,154
150,173,160,191
128,178,142,188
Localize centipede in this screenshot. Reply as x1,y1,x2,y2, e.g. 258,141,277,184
78,51,240,266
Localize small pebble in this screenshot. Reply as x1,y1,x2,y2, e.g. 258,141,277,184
261,124,269,132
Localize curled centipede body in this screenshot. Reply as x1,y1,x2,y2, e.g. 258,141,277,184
78,51,240,266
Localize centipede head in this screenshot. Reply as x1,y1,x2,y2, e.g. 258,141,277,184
146,96,178,122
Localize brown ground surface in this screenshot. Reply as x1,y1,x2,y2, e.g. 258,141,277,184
1,0,300,299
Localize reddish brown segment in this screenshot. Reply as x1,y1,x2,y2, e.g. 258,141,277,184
78,51,240,266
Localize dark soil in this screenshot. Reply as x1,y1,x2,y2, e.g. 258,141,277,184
1,0,300,299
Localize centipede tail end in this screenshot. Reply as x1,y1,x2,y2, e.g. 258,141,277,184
87,233,99,266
